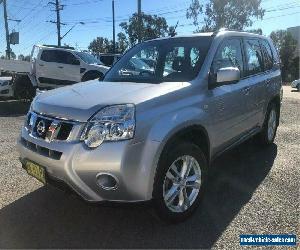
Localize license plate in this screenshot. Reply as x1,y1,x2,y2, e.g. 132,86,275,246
25,161,46,184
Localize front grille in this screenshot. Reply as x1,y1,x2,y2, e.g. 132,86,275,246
21,137,62,160
26,112,74,142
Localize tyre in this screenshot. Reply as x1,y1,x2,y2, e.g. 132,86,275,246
153,142,208,223
258,102,278,145
13,75,35,101
297,84,300,92
81,71,103,82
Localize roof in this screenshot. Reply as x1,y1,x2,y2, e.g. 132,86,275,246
146,29,268,43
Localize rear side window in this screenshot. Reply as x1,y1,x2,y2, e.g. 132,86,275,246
260,39,273,71
244,39,264,76
211,38,244,76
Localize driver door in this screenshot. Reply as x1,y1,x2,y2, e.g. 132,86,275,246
207,38,250,153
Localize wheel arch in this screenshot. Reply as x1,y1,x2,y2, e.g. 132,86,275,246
158,124,211,168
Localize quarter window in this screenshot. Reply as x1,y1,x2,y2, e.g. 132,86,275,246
244,39,264,76
211,39,244,77
260,39,273,71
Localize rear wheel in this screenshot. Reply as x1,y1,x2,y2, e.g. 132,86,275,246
153,142,207,223
258,102,278,145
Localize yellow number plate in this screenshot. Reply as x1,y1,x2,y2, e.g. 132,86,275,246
25,161,46,184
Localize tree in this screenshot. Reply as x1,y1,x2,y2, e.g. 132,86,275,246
120,12,169,46
10,51,16,60
186,0,265,32
88,37,114,54
270,30,298,81
117,32,128,53
18,54,25,61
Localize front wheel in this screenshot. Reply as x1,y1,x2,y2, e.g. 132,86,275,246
153,142,207,223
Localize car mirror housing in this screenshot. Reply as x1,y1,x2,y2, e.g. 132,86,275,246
217,67,240,83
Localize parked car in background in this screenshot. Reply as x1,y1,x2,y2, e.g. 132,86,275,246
0,45,109,99
98,53,122,67
17,29,282,222
0,76,13,98
291,79,300,91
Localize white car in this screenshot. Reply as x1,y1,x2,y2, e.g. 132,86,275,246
291,79,300,91
0,76,13,98
0,45,110,99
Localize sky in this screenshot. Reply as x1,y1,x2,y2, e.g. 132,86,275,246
0,0,299,56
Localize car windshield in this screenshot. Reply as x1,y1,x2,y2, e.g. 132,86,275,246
104,36,213,83
75,52,102,65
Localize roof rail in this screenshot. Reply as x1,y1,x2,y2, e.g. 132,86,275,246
42,44,75,50
212,28,242,36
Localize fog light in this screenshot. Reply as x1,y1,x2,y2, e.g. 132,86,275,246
96,173,118,190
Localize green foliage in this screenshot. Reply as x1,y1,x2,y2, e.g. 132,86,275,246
270,30,299,81
88,37,114,54
120,12,169,45
88,33,129,54
186,0,265,32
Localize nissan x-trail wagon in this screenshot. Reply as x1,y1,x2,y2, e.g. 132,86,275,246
18,30,282,222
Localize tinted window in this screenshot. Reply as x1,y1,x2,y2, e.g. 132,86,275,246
211,38,244,76
260,39,273,71
55,51,78,65
244,39,264,76
100,55,114,66
40,50,55,62
40,50,78,65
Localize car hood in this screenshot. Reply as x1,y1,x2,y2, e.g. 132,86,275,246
32,80,186,122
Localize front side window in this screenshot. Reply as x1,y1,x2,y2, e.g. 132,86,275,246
55,51,78,65
104,37,212,83
244,39,264,76
76,52,102,65
211,38,244,77
260,39,273,71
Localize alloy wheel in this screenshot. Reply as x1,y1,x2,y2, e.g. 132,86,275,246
163,155,202,213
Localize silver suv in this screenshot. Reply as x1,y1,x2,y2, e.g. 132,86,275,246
17,30,282,222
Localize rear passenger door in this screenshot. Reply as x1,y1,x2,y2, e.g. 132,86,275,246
242,38,267,130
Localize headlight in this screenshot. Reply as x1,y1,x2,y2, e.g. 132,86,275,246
81,104,135,148
0,81,9,86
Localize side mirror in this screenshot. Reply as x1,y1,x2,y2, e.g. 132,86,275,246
217,67,240,83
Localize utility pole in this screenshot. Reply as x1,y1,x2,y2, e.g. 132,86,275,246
55,0,61,47
137,0,141,43
112,0,115,53
48,0,63,47
2,0,11,59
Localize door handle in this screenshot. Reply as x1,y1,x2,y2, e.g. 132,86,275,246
39,64,44,66
58,66,64,69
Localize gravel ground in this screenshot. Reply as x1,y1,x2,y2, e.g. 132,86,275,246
0,87,299,249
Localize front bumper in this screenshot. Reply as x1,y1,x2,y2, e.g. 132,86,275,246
17,126,161,202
